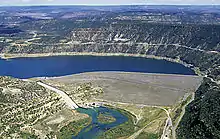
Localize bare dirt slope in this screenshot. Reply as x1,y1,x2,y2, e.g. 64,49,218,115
44,72,203,106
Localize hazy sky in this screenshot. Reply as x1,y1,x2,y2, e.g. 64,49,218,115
0,0,219,6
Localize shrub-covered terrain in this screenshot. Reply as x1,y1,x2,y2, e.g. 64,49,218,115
177,78,220,139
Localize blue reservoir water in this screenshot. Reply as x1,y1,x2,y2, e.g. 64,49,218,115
0,55,195,79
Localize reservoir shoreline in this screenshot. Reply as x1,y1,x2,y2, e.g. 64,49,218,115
0,52,202,76
0,54,197,79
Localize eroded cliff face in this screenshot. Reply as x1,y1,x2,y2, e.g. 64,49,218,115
71,23,220,51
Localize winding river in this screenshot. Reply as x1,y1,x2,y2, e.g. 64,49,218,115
74,107,128,139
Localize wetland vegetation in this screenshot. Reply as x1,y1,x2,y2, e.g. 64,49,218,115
57,117,92,138
97,113,116,124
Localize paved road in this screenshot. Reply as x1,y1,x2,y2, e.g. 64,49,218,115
37,81,79,109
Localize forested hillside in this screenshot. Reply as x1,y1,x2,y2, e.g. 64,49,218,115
177,78,220,139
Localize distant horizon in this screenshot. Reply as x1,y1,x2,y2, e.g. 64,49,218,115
1,0,220,6
0,4,220,7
